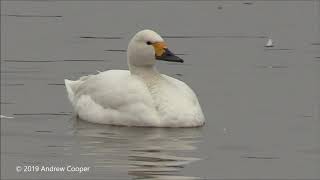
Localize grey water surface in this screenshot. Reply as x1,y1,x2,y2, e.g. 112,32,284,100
1,1,320,179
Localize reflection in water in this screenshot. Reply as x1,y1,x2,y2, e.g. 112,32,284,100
72,118,203,180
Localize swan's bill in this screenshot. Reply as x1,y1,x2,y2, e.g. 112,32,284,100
152,42,184,63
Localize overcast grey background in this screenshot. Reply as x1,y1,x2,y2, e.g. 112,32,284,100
1,1,320,179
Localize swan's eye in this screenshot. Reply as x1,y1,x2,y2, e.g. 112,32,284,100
146,41,152,45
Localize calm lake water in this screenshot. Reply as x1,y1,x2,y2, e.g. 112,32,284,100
1,1,320,179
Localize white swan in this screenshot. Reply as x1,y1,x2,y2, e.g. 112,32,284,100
65,29,205,127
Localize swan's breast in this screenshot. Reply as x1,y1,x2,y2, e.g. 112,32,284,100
147,75,202,123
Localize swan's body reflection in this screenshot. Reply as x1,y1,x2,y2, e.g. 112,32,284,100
72,118,203,179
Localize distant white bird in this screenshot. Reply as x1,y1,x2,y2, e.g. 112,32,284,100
265,38,274,47
65,29,205,127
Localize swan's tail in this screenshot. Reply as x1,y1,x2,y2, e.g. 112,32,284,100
64,79,78,105
65,75,93,105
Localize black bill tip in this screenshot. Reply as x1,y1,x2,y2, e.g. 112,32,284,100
156,48,184,63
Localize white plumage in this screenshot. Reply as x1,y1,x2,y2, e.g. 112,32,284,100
65,30,205,127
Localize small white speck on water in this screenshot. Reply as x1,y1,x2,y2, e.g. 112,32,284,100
223,128,227,134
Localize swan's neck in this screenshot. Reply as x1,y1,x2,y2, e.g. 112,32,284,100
129,65,161,85
129,65,160,78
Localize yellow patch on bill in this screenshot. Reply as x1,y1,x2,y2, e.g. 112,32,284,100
152,42,167,57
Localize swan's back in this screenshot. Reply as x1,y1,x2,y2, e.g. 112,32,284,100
65,70,160,126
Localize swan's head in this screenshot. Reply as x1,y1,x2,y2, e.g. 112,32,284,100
127,29,183,67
